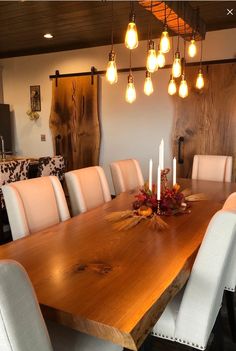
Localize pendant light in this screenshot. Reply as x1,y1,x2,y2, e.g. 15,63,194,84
146,40,158,73
160,3,170,53
146,2,158,73
125,1,138,50
168,75,177,95
179,14,188,99
196,39,204,89
168,38,176,95
188,9,198,58
106,1,118,84
172,15,181,78
156,44,165,68
144,71,154,96
188,36,197,58
179,75,188,98
126,51,136,103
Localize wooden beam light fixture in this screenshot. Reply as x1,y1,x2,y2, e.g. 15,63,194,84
139,1,206,41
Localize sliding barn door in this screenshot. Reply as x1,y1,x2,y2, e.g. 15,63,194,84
49,76,100,171
172,63,236,180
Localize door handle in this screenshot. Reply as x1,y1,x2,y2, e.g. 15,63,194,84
178,137,184,164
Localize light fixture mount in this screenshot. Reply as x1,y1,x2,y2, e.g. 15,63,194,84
129,12,136,23
128,74,134,84
108,50,115,61
148,40,155,50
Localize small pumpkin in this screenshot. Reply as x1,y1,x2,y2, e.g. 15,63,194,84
138,206,153,217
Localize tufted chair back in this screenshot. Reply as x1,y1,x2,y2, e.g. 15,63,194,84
0,159,30,209
2,176,70,240
192,155,232,182
37,156,65,181
222,192,236,292
152,210,236,350
110,159,144,195
0,260,53,351
65,166,111,216
0,260,123,351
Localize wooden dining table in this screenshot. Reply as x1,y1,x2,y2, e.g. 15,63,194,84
0,178,235,350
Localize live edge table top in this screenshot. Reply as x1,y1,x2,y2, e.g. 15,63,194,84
0,179,235,350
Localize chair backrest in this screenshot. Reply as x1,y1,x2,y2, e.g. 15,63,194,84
110,159,144,195
65,166,111,216
222,193,236,291
0,159,30,209
2,176,70,240
192,155,232,182
175,210,236,349
0,260,53,351
37,156,65,181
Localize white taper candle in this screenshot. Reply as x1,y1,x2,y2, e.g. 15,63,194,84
157,165,161,200
159,139,164,170
149,159,153,192
173,157,176,186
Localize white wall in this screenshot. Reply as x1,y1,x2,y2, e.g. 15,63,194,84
1,28,235,191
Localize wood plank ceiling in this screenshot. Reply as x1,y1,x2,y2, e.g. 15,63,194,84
0,1,235,58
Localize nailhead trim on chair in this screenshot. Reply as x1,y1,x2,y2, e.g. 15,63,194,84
174,337,205,350
224,286,235,292
151,331,205,350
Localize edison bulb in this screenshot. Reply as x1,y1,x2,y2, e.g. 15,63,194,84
125,16,138,50
106,51,118,84
126,74,136,103
156,50,165,68
188,39,197,58
144,72,154,96
172,51,181,78
168,77,177,95
146,50,158,73
179,76,188,98
196,70,204,89
160,27,170,53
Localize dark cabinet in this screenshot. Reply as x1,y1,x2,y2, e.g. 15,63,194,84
0,104,12,153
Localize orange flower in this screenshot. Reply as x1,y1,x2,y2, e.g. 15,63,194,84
173,183,180,192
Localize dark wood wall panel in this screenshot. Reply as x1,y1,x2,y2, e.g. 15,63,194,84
172,63,236,180
49,76,100,171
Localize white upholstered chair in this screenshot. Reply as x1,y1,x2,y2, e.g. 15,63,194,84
152,210,236,350
222,193,236,341
2,176,70,241
0,259,122,351
65,166,111,216
110,159,144,195
223,193,236,292
192,155,232,182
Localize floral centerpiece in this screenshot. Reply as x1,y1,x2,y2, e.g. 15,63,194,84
106,168,190,231
133,169,187,216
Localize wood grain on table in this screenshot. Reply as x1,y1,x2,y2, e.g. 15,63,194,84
0,179,235,350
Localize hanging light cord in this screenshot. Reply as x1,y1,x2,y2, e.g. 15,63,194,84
111,1,114,50
183,4,186,75
200,39,203,69
129,50,132,75
150,0,153,40
164,1,166,26
177,17,180,51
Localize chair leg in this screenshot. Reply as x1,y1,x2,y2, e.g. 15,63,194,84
210,309,224,351
225,290,236,342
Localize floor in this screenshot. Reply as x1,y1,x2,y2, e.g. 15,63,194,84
147,293,236,351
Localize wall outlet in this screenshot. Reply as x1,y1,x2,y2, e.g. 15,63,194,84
41,134,46,141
